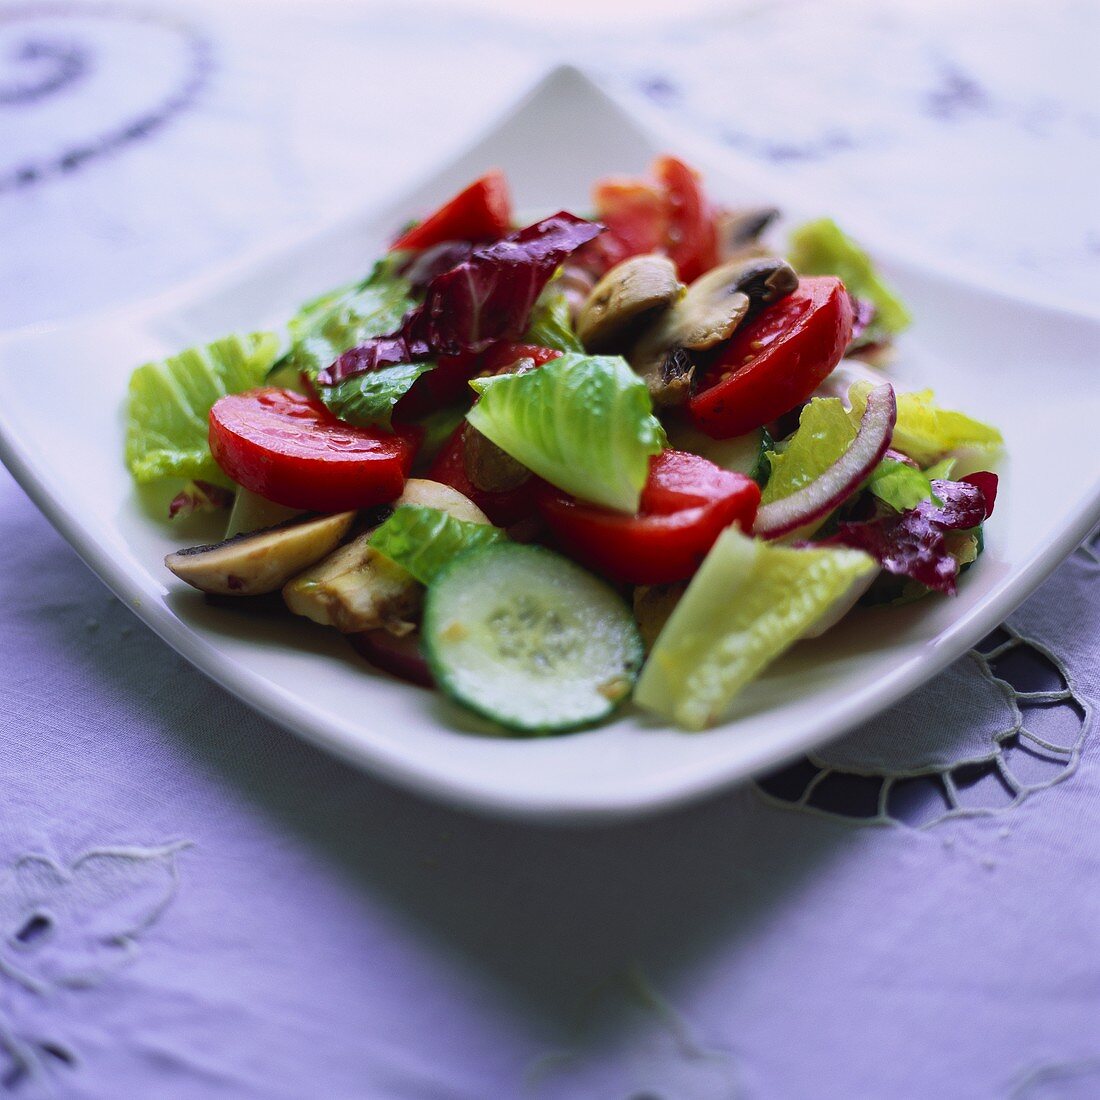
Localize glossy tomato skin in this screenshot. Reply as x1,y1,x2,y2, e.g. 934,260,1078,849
688,276,854,439
390,170,512,252
538,450,760,585
654,156,718,283
209,388,418,512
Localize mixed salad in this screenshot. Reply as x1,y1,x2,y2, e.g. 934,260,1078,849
126,158,1002,733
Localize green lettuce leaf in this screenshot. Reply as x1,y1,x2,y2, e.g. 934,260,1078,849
850,382,1003,467
283,256,427,428
635,526,876,730
321,361,435,431
761,395,855,505
522,287,583,353
126,332,280,484
284,255,416,379
369,505,504,585
866,459,938,512
788,218,911,335
467,353,665,513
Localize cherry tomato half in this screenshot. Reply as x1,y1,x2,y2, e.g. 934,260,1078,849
390,170,512,252
538,450,760,585
654,155,719,284
688,276,854,439
210,388,418,511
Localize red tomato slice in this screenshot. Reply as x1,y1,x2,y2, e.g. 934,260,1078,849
390,170,512,252
654,155,718,283
210,388,418,511
538,450,760,585
688,276,854,439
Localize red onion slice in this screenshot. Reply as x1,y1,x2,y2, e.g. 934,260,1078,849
754,383,897,540
349,630,434,688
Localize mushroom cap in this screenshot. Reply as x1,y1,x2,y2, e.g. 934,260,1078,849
577,254,683,352
629,256,799,407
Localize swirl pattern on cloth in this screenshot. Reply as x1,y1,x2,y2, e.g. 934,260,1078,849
0,2,212,192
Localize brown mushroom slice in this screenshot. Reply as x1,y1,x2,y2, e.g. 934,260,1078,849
630,257,799,406
577,254,683,352
282,479,489,634
462,421,530,493
283,535,422,635
715,206,780,262
165,511,356,596
633,582,687,651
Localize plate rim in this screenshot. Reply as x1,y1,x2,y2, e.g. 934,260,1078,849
2,63,1099,823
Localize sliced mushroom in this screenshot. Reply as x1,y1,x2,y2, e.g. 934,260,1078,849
633,582,687,651
165,511,356,596
283,535,422,635
282,479,488,634
577,254,683,352
715,206,780,262
397,477,489,524
462,421,530,493
630,256,799,406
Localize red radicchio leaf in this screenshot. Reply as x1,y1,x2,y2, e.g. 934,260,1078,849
400,240,477,291
821,474,998,595
169,480,235,520
319,212,603,386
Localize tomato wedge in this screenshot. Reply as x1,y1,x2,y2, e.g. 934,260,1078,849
688,276,854,439
390,170,512,252
538,450,760,585
210,388,418,511
654,155,719,283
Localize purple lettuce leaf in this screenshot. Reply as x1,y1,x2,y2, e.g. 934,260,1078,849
820,474,997,595
319,212,602,386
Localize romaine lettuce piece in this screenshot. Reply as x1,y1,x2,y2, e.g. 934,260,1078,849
321,362,435,431
635,527,876,730
761,396,855,505
467,353,665,514
522,287,584,353
284,256,416,380
867,459,938,512
849,382,1002,467
788,218,911,334
369,505,504,585
125,332,279,484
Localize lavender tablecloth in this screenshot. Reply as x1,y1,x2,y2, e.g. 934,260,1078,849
1,2,1098,1097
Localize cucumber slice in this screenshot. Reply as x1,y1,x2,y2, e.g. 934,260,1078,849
665,419,770,484
422,543,643,734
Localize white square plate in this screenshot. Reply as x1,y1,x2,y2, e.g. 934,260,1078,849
2,67,1098,822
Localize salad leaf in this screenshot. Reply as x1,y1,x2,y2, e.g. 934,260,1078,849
867,459,938,513
788,218,911,334
467,352,665,514
761,395,856,505
320,212,602,385
635,526,876,730
821,475,996,594
849,382,1003,467
370,505,504,585
126,332,279,484
282,257,421,428
320,361,435,430
522,287,584,353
